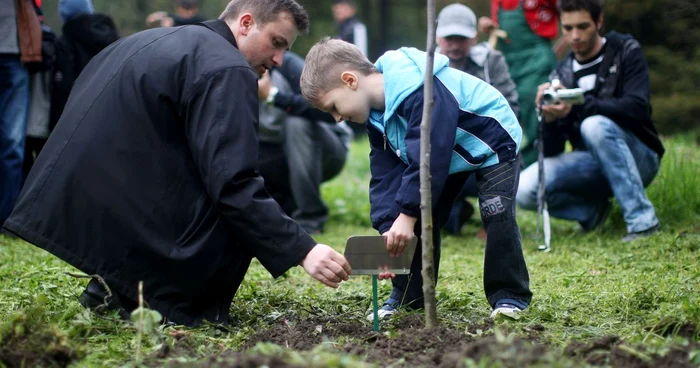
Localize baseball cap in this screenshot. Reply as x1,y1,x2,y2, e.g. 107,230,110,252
436,3,477,39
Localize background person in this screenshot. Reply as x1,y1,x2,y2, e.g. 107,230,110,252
257,51,352,234
516,0,664,242
332,0,368,139
435,3,520,237
50,0,119,131
479,0,559,166
1,0,41,235
146,0,206,28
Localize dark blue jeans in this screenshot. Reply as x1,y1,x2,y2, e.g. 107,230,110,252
389,158,532,309
0,54,29,224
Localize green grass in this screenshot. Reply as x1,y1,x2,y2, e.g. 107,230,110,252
1,136,699,367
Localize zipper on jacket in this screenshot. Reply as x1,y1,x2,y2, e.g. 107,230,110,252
383,134,387,150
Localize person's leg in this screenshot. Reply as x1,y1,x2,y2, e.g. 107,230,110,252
444,175,477,235
476,158,532,310
23,136,46,182
516,150,612,228
386,172,470,310
258,141,295,215
284,117,328,233
318,122,349,183
0,55,30,224
579,115,660,234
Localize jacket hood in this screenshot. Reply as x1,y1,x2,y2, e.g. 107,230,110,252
374,47,450,122
62,13,119,54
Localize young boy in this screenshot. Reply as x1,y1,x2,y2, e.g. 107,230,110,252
300,37,532,320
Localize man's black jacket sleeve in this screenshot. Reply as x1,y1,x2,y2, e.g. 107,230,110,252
185,66,316,277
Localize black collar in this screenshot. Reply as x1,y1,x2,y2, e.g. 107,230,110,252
198,19,238,49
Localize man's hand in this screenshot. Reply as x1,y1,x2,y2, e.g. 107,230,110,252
145,11,173,28
257,71,271,100
536,82,573,123
383,213,417,257
301,244,351,288
478,16,497,35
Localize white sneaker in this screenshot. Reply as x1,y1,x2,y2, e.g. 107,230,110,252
490,304,522,320
366,304,397,322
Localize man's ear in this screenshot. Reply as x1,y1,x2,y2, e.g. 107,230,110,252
340,71,358,89
238,13,254,36
597,13,604,32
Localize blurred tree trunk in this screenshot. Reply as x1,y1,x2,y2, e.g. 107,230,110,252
420,0,437,329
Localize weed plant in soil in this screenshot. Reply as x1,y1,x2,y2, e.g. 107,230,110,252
1,136,699,367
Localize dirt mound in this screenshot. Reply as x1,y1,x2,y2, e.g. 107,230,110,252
165,352,302,368
0,307,85,368
243,316,376,351
238,314,699,367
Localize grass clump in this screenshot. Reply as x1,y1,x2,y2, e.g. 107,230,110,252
0,303,85,368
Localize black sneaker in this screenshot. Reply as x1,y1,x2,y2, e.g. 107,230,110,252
78,279,133,320
621,224,660,242
580,200,612,233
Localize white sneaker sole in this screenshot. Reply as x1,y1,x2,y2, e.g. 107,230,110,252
366,308,396,322
490,307,521,320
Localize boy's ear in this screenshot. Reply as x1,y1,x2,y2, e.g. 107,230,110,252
340,72,358,89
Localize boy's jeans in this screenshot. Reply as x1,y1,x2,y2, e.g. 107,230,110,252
0,55,29,225
516,115,660,234
389,158,532,310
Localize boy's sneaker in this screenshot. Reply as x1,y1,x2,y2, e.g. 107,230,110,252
490,302,522,320
366,302,398,321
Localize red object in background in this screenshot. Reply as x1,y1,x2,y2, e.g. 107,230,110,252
34,0,41,8
491,0,559,40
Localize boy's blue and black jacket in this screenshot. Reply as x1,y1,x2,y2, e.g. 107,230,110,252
367,47,521,233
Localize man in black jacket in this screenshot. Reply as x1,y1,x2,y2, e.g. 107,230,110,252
516,0,664,242
3,0,351,326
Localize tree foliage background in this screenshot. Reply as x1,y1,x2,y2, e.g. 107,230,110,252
39,0,698,135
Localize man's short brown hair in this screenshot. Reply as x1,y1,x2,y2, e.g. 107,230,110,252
300,37,377,107
219,0,309,33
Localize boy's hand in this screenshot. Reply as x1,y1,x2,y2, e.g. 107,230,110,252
377,265,396,280
383,214,417,257
301,244,352,288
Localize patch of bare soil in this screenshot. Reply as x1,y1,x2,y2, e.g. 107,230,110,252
566,335,700,368
242,315,377,351
0,309,85,368
154,314,699,367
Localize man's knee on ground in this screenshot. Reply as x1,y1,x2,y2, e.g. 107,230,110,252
515,163,538,210
580,115,618,147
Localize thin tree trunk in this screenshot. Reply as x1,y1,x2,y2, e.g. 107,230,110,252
421,0,437,329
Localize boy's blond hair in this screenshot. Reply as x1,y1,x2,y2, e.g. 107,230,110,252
300,37,378,107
